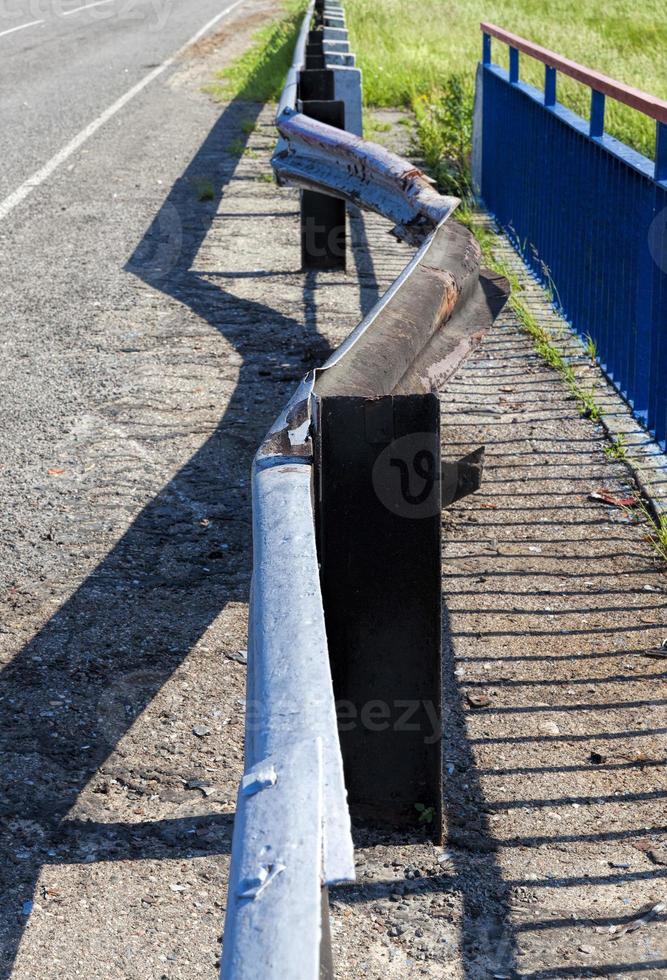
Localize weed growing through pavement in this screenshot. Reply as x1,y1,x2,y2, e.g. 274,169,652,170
656,514,667,561
615,497,667,563
585,333,598,362
576,387,603,422
604,434,627,460
225,137,258,159
535,252,564,310
226,137,245,157
632,501,667,563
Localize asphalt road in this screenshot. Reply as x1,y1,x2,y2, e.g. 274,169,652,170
0,0,270,587
0,0,252,200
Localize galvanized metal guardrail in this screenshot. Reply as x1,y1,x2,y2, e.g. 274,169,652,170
220,2,508,976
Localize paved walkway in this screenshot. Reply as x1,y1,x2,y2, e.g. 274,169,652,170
0,28,665,980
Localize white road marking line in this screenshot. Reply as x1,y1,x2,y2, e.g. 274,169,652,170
0,18,44,39
62,0,114,15
0,0,246,223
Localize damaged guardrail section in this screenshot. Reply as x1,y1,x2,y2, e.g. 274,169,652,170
220,1,509,977
273,110,458,245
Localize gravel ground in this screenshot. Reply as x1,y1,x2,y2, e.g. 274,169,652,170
1,25,665,980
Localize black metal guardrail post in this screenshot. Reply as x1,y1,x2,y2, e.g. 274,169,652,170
316,395,442,829
299,3,348,270
300,99,346,270
297,0,446,833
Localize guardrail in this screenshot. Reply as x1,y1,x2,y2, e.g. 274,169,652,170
220,2,508,976
472,23,667,449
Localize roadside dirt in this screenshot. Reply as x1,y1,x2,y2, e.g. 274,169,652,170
1,22,665,980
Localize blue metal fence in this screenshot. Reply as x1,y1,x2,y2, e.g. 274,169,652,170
473,25,667,449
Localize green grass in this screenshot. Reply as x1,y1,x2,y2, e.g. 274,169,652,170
226,137,246,156
363,110,392,135
346,0,667,168
585,333,598,363
633,501,667,563
412,76,473,197
655,514,667,562
604,434,628,460
414,802,435,824
206,0,308,103
458,207,604,422
191,177,215,202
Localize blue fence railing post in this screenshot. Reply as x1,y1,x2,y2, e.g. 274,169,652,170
656,122,667,182
590,90,605,138
482,32,491,66
509,46,519,84
654,123,667,446
647,156,667,445
544,66,556,107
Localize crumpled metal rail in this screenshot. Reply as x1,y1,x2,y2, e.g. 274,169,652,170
273,107,459,244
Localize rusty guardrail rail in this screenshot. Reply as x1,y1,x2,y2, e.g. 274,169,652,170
220,2,509,977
